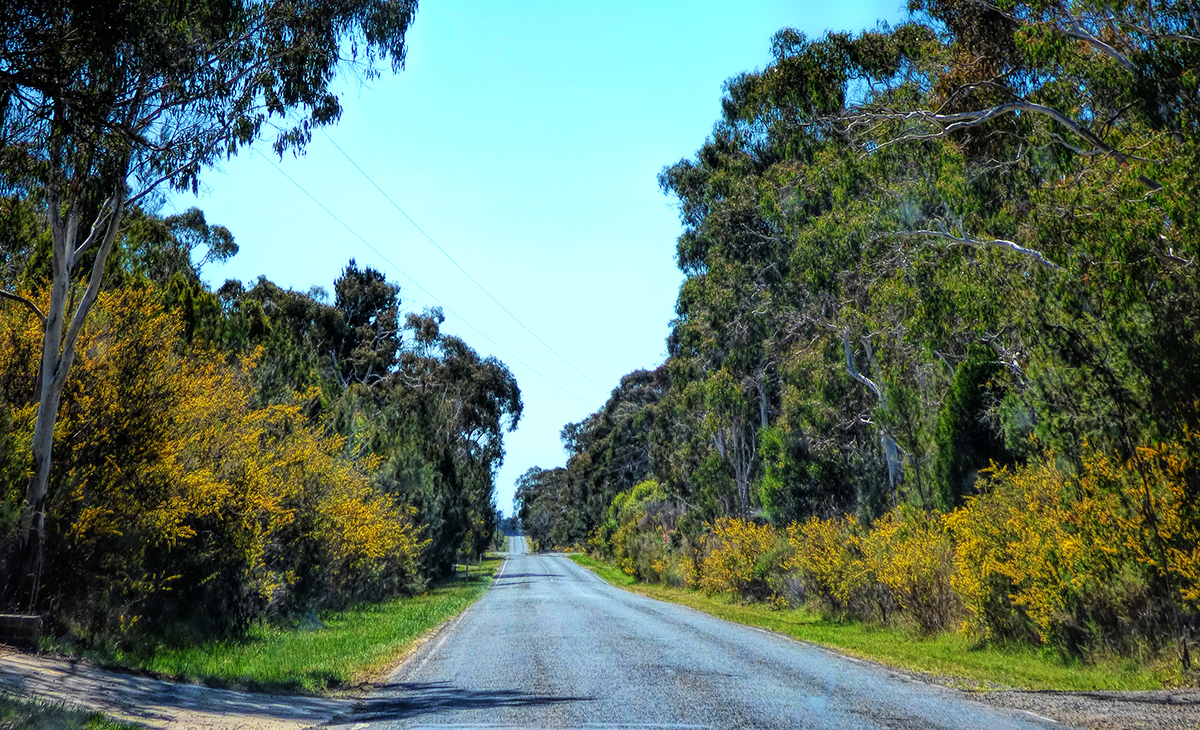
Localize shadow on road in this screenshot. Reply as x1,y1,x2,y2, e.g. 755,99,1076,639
0,649,354,728
495,573,563,579
355,680,592,722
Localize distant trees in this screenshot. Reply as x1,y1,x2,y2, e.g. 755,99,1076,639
0,0,420,609
516,368,667,549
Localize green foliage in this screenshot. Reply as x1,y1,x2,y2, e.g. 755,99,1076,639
518,368,668,547
0,209,519,646
932,345,1009,510
341,306,520,576
528,0,1200,677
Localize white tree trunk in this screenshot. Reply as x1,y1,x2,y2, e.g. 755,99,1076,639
6,177,126,611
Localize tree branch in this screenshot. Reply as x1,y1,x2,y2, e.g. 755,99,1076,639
0,289,46,327
896,226,1063,270
841,330,884,402
1060,18,1139,73
58,186,127,391
850,100,1148,164
70,193,118,261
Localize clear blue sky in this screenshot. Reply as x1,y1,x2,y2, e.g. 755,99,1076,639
168,1,904,515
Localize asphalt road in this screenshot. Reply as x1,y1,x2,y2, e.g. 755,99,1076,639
340,537,1068,729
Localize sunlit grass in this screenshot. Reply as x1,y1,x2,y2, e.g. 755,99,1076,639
568,554,1171,691
0,693,140,730
71,557,501,695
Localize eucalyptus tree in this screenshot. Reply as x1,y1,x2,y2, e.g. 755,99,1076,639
0,0,419,609
343,308,522,575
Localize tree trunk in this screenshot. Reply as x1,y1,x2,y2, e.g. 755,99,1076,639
6,380,68,610
4,177,126,611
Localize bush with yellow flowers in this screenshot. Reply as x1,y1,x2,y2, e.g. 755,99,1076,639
696,517,788,601
861,507,957,633
785,514,872,616
0,287,426,643
948,437,1200,655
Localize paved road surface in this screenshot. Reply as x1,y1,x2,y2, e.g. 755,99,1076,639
340,536,1067,729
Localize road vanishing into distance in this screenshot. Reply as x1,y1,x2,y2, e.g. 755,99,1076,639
337,537,1069,730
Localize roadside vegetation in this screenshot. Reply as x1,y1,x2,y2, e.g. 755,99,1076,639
569,554,1171,691
522,0,1200,689
57,557,501,694
0,236,517,654
1,0,520,669
0,693,140,730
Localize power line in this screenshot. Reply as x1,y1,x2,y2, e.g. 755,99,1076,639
320,129,607,393
253,149,594,408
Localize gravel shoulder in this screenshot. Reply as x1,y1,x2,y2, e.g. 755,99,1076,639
974,687,1200,730
825,648,1200,729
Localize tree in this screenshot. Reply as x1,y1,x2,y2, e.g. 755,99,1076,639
336,307,522,575
0,0,419,609
329,259,401,387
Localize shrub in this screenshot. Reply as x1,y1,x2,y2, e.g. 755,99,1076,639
862,507,957,633
1,287,426,644
785,515,872,617
947,438,1200,654
602,480,684,583
697,517,784,601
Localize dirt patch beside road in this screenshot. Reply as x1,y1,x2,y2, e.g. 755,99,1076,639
0,647,357,729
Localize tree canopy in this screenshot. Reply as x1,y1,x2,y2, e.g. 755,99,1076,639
0,0,419,609
522,0,1200,668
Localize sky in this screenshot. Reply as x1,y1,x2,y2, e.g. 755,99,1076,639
167,1,904,515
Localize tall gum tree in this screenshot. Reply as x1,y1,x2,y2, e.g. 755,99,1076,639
0,0,419,610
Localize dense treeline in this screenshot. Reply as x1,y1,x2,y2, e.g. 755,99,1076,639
520,0,1200,670
0,201,519,643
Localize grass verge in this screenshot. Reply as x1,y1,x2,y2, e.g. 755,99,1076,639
0,692,140,730
567,554,1172,691
67,557,502,695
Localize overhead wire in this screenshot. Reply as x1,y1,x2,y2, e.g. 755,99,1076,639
319,129,607,393
253,148,594,408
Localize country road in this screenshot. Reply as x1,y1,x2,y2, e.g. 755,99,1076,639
340,537,1066,730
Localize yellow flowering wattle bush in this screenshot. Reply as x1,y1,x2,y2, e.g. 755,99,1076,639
862,507,957,633
0,287,427,641
785,514,871,614
949,436,1200,651
698,517,786,600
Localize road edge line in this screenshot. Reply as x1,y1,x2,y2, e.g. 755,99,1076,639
382,554,510,684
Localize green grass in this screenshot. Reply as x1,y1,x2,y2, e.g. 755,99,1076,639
0,693,141,730
568,554,1173,691
569,554,636,586
71,557,502,695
